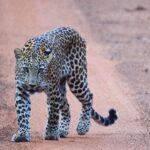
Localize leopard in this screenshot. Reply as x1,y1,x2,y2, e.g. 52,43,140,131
11,27,118,142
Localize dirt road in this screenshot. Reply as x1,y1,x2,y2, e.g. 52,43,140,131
0,0,149,149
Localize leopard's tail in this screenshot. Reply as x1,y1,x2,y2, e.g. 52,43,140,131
91,108,118,126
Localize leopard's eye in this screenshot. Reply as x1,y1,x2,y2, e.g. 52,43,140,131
38,66,45,73
22,66,29,73
44,48,52,56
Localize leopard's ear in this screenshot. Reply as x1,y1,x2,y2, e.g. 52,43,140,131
14,48,23,59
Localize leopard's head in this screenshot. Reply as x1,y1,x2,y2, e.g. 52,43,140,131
14,38,55,91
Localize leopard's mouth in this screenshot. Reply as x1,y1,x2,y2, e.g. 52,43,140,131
22,84,41,94
28,88,36,94
27,86,44,93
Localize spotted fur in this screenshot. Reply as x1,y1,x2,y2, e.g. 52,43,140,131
12,27,118,142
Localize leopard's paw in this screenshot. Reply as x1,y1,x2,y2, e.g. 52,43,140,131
77,121,90,135
59,130,69,138
11,132,31,142
43,129,59,140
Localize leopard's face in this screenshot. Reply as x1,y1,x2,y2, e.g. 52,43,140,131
14,39,54,92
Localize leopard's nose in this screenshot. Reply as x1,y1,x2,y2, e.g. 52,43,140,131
29,79,37,88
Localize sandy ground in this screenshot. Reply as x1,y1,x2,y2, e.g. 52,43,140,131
0,0,150,150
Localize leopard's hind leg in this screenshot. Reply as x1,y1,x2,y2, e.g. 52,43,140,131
68,72,93,135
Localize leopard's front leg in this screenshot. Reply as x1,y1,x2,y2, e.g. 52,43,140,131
44,84,61,140
12,86,31,142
